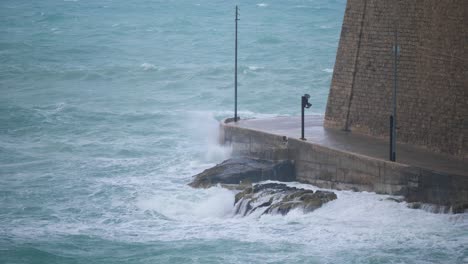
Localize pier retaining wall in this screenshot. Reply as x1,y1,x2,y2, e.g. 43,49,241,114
220,121,468,211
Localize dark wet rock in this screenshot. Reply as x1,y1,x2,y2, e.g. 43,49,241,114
407,202,422,209
407,202,468,214
189,158,295,188
234,183,337,216
452,203,468,214
385,197,404,203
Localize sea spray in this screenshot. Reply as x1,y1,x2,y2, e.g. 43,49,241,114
185,111,231,162
137,186,235,220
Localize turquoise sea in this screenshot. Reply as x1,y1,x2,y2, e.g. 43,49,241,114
1,0,467,263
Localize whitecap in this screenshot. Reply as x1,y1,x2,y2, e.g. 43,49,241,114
210,109,282,120
140,63,157,71
257,3,268,7
322,68,333,73
248,65,264,71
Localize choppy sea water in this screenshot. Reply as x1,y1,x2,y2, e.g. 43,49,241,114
1,0,467,263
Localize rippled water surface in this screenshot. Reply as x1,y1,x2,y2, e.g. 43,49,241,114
1,0,467,263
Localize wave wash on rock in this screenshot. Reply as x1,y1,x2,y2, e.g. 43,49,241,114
234,183,337,216
189,158,337,216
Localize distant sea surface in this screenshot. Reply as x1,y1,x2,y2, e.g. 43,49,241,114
1,0,467,263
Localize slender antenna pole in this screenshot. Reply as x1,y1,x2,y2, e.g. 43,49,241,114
234,6,239,122
391,10,398,162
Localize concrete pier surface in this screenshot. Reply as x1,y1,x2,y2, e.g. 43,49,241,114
231,115,467,177
221,115,468,210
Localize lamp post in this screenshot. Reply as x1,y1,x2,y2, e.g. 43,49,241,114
301,94,312,140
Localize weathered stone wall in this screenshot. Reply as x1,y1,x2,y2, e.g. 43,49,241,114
325,0,467,158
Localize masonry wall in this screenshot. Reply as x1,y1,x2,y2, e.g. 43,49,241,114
324,0,467,158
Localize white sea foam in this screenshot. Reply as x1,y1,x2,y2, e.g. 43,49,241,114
137,186,234,220
212,110,282,120
193,188,235,218
6,162,467,262
140,63,157,71
127,179,468,260
248,65,264,71
322,68,333,73
33,102,67,118
257,3,268,7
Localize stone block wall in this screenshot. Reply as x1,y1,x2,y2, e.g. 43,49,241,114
287,138,411,195
325,0,467,158
221,123,289,161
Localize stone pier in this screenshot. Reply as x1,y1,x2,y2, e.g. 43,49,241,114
220,116,468,212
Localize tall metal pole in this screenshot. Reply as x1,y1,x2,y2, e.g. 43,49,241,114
391,22,398,162
234,6,239,122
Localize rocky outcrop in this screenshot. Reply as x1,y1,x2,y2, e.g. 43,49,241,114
189,158,295,188
234,183,337,216
189,158,337,216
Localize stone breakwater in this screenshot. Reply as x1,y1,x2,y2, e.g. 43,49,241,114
219,119,468,214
